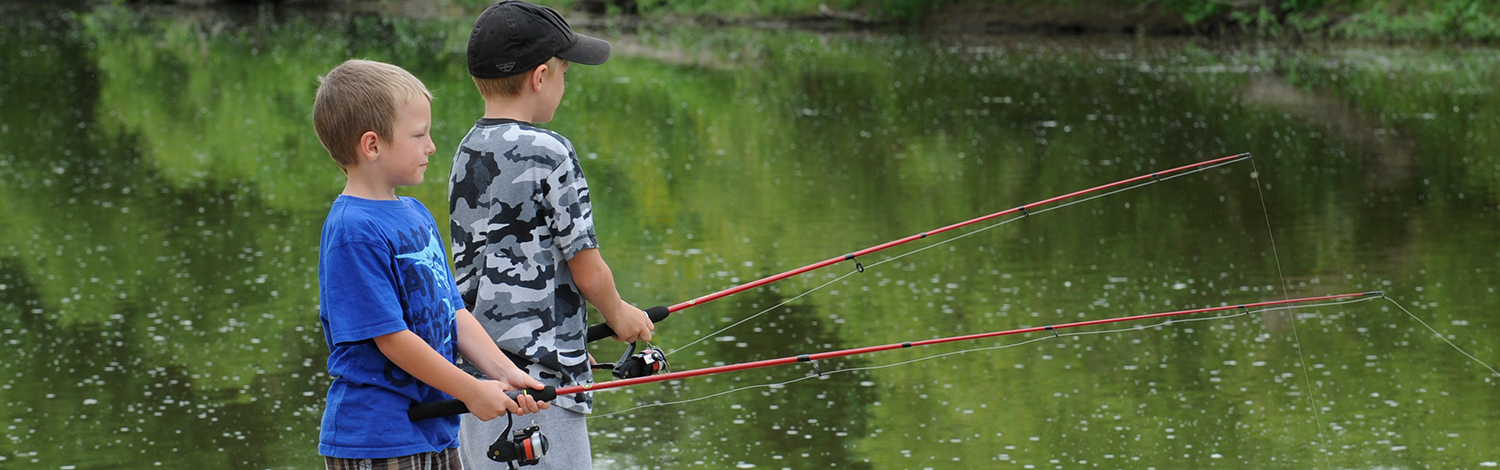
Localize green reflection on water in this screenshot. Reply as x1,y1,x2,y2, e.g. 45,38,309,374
0,4,1496,470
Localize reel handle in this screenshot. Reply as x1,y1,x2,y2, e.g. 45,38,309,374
408,386,557,421
585,305,670,343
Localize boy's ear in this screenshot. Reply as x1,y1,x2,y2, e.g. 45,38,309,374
530,63,550,92
356,130,381,163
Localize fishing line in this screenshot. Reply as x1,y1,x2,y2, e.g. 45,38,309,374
1249,158,1332,469
667,156,1251,357
1381,296,1500,377
668,271,861,356
585,297,1380,420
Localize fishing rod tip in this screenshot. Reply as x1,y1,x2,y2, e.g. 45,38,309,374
1363,290,1386,297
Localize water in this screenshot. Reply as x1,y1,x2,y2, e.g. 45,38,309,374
2,4,1498,469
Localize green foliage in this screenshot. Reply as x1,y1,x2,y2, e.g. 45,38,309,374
1163,0,1226,25
859,0,952,23
1331,0,1500,42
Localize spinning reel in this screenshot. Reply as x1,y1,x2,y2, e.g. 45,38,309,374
488,411,548,469
594,341,669,380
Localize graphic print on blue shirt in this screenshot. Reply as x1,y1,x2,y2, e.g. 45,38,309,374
397,226,459,350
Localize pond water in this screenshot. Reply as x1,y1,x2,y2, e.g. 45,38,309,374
1,4,1498,469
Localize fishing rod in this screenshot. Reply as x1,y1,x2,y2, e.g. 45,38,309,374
586,152,1254,344
416,290,1379,422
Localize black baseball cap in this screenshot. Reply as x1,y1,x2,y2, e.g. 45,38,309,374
468,1,611,79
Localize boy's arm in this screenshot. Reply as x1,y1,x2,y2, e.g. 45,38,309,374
568,248,654,343
373,330,539,421
454,308,549,411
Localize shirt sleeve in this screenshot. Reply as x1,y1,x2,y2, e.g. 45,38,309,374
322,240,410,345
544,153,599,260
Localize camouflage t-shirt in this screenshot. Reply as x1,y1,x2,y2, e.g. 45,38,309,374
448,118,599,413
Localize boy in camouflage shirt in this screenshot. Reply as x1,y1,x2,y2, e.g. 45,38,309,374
449,2,655,468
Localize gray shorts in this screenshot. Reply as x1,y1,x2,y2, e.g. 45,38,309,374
459,407,590,470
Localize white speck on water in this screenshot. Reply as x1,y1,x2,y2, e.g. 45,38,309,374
83,399,97,405
1172,283,1187,290
859,381,875,387
735,462,755,468
714,336,736,342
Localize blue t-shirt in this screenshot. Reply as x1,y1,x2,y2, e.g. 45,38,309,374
317,195,466,458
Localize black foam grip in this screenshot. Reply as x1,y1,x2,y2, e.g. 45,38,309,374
407,386,558,421
585,305,670,343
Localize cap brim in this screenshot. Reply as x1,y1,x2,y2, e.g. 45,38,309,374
557,33,610,66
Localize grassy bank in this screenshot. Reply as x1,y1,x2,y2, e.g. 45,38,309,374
424,0,1500,42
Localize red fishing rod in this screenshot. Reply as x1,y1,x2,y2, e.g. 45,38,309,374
587,152,1254,343
415,290,1380,420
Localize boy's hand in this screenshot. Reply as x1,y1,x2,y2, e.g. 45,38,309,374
495,369,550,415
457,379,521,421
604,302,655,343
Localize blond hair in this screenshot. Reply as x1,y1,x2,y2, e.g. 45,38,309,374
473,57,565,101
313,59,434,168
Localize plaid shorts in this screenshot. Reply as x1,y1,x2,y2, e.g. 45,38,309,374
325,447,460,470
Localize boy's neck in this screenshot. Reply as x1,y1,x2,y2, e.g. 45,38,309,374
483,96,540,123
341,167,399,201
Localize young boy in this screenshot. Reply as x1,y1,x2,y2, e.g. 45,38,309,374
449,2,656,468
312,58,546,469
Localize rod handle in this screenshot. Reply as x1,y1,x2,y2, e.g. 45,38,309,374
586,305,670,343
407,386,558,421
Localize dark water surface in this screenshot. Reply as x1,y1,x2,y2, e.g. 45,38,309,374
1,4,1497,469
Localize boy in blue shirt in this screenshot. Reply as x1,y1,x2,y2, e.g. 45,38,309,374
449,1,655,468
312,58,546,469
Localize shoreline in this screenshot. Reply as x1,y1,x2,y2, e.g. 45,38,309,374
17,0,1500,44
